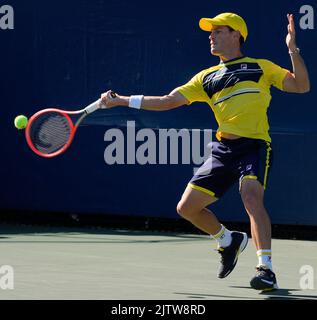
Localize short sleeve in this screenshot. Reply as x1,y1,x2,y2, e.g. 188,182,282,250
175,71,209,104
260,59,289,91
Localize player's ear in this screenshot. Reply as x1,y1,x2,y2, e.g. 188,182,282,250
233,30,241,41
232,31,242,45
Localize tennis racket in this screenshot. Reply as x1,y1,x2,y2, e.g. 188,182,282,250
25,92,116,158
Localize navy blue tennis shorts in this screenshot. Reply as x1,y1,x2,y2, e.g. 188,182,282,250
189,137,273,199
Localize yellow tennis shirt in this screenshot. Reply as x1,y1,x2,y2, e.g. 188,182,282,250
176,56,289,142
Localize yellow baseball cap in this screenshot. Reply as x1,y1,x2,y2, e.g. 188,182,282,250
199,12,248,41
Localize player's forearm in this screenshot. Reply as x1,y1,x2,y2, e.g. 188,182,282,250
289,51,310,93
101,89,188,110
115,95,180,111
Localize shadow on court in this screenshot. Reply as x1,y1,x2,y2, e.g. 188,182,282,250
260,288,317,300
175,287,317,300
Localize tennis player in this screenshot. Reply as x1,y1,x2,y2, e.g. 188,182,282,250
101,12,310,291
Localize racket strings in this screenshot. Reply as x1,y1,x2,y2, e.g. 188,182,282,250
29,112,72,154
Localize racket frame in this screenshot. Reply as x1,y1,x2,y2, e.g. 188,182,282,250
25,107,89,158
25,96,113,158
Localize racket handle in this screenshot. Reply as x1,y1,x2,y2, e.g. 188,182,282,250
84,100,101,114
85,92,117,113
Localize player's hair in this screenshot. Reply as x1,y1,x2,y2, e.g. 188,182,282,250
227,26,245,46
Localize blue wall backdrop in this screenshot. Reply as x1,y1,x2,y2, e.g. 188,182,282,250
1,0,316,225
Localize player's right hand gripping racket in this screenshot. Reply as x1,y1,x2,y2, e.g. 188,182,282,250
25,92,116,158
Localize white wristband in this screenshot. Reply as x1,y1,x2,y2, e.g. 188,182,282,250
289,47,300,55
129,95,144,109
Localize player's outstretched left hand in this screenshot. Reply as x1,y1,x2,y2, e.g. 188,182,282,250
286,13,297,52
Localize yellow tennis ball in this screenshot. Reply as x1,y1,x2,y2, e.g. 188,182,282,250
14,115,28,129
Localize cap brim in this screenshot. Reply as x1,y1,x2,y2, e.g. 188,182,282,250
199,18,224,31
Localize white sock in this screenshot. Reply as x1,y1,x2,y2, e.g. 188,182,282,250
257,249,273,270
211,224,232,248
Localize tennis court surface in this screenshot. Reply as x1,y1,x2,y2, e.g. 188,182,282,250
0,223,316,300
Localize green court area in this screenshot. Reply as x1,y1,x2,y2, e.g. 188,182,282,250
0,224,316,300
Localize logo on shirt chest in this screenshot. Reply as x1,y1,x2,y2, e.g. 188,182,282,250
202,62,263,99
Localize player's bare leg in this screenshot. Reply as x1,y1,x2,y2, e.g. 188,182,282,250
177,185,248,278
176,185,220,234
240,178,277,291
240,179,271,250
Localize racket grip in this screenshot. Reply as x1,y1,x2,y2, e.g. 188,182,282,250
84,100,101,114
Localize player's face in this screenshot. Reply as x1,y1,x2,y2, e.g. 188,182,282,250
209,26,236,56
